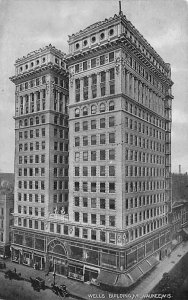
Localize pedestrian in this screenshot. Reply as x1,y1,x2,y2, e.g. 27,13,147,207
14,267,16,273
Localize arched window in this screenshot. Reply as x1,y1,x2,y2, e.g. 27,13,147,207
24,119,28,127
30,118,33,126
75,108,80,118
19,120,23,127
100,103,106,113
83,106,88,116
36,116,39,125
109,101,115,111
91,105,96,114
41,115,45,124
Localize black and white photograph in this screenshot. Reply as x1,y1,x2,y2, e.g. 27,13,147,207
0,0,188,299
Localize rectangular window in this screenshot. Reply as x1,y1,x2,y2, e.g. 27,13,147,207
91,135,97,145
91,230,96,240
109,149,115,159
109,182,115,193
83,166,88,176
91,215,96,224
109,116,115,127
109,216,115,227
83,151,88,161
100,55,105,65
91,151,96,161
83,121,88,131
83,136,88,146
100,182,105,193
91,58,96,68
91,182,96,192
75,122,80,132
75,167,79,176
83,197,88,207
109,132,115,143
83,61,87,71
74,197,80,206
83,182,88,192
100,215,105,225
100,166,105,176
100,150,106,160
83,213,88,223
100,198,105,209
91,198,96,208
109,199,115,210
109,166,115,176
100,134,106,145
91,120,96,129
100,118,105,128
109,52,114,62
91,166,96,176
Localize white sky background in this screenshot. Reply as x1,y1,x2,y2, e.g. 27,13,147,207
0,0,188,173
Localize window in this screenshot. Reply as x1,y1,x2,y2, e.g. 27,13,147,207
100,55,105,65
109,216,115,227
91,151,96,161
91,166,96,176
100,118,105,128
91,120,96,129
101,71,106,82
83,136,88,146
91,58,96,68
109,199,115,210
83,121,88,131
109,101,115,111
75,167,79,176
83,166,88,176
91,198,96,208
83,151,88,161
100,231,106,242
75,197,80,206
83,61,87,71
75,108,80,117
83,182,88,192
83,228,88,239
91,215,96,224
109,132,115,143
109,116,115,127
75,212,79,222
100,215,105,225
100,198,105,209
74,182,79,191
91,105,97,114
109,182,115,193
109,68,115,80
75,137,80,147
83,106,88,116
91,182,96,192
91,135,97,145
100,134,106,144
100,150,106,160
109,166,115,176
75,64,79,73
109,52,114,62
100,182,105,193
83,213,88,223
100,166,105,176
100,103,105,113
83,198,88,207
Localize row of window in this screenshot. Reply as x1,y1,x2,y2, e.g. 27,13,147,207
125,165,165,177
19,141,46,152
53,181,68,190
74,165,115,177
19,115,46,128
74,116,115,132
74,197,115,210
17,193,45,203
125,207,166,226
18,76,46,91
18,167,45,177
74,181,115,193
18,154,46,165
18,180,45,190
74,100,114,117
18,128,46,142
74,212,116,227
75,149,115,162
125,117,165,140
18,206,45,217
125,194,165,210
54,155,69,164
74,52,115,73
125,180,165,193
74,132,115,147
17,218,45,231
125,149,165,165
124,100,166,130
124,133,165,153
53,193,68,203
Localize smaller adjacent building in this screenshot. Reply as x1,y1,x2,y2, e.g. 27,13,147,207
0,192,14,258
171,200,188,248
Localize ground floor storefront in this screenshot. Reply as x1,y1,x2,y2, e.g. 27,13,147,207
10,227,173,289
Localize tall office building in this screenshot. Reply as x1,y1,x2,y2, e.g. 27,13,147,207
10,10,173,288
10,45,69,269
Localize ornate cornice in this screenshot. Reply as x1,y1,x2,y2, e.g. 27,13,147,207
10,62,69,84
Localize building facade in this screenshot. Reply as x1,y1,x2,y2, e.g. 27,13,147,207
0,192,14,258
10,11,175,288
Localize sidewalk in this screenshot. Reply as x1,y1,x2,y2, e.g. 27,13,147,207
2,241,188,300
129,241,188,299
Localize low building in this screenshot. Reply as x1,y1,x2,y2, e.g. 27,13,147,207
171,201,188,248
0,192,14,258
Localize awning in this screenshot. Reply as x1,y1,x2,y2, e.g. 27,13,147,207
146,256,159,268
96,270,117,285
128,266,143,282
138,260,152,274
183,227,188,235
115,273,133,287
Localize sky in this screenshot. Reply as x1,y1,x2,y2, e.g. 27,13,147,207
0,0,188,173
